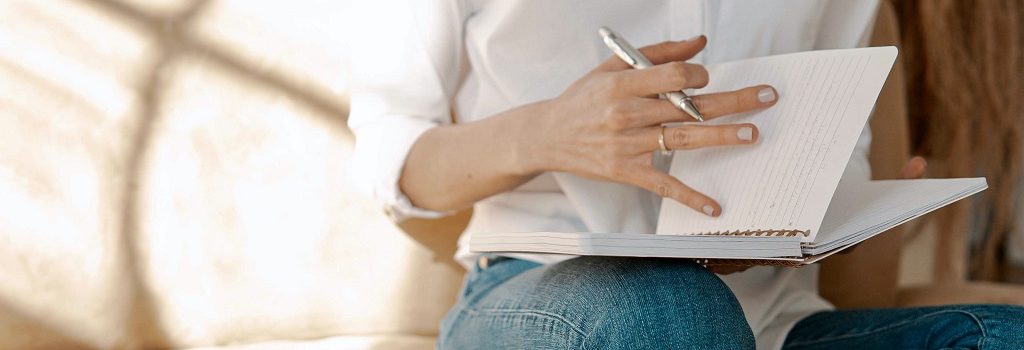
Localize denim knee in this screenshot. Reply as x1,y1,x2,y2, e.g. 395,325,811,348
958,304,1024,349
905,304,1024,350
542,257,754,349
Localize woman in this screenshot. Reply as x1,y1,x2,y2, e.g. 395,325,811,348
348,1,1024,349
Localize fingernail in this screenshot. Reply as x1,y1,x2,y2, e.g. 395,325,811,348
737,126,753,141
702,205,715,216
686,34,703,42
758,87,776,103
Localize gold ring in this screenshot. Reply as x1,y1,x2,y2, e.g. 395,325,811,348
658,126,672,156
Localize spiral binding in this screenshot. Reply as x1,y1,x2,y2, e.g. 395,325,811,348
695,229,811,237
694,258,806,268
691,229,811,267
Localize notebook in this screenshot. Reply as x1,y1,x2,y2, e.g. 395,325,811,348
470,47,988,266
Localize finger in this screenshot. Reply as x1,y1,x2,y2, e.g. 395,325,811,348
613,62,709,97
627,168,721,217
595,35,707,72
899,156,927,179
691,85,779,120
608,98,691,128
663,124,758,150
631,124,758,152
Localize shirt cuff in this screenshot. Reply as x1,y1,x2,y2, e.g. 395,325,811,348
350,115,452,222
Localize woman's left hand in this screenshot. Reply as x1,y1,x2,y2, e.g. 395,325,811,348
898,156,927,180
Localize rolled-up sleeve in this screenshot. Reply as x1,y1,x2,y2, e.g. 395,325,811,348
816,0,880,182
347,0,467,220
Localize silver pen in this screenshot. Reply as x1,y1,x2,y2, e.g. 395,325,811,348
599,26,704,122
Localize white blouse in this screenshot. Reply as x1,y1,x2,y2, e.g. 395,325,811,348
348,1,878,349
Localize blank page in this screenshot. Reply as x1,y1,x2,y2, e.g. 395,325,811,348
656,47,897,242
808,177,987,254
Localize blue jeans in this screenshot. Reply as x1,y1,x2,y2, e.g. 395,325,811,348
438,256,1024,349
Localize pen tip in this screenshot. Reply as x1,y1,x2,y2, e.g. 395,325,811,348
598,26,611,37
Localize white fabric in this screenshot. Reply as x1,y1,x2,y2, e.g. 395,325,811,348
348,1,878,349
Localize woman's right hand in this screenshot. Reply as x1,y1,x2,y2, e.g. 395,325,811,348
517,36,779,217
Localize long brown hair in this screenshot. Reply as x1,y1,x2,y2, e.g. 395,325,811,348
895,0,1024,280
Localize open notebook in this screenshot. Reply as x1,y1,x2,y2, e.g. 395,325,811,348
470,47,987,266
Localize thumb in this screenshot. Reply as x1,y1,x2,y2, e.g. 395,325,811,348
898,156,927,179
595,35,707,72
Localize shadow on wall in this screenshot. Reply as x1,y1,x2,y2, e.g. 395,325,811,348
0,0,465,348
73,0,352,346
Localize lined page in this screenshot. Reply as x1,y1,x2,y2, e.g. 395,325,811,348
656,47,897,242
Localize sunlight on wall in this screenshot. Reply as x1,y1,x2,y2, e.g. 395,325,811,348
193,0,352,103
120,0,193,16
0,0,152,348
0,0,461,349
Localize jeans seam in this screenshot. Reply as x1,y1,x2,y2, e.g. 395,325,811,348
786,310,988,348
971,310,990,349
580,328,595,350
469,307,588,339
